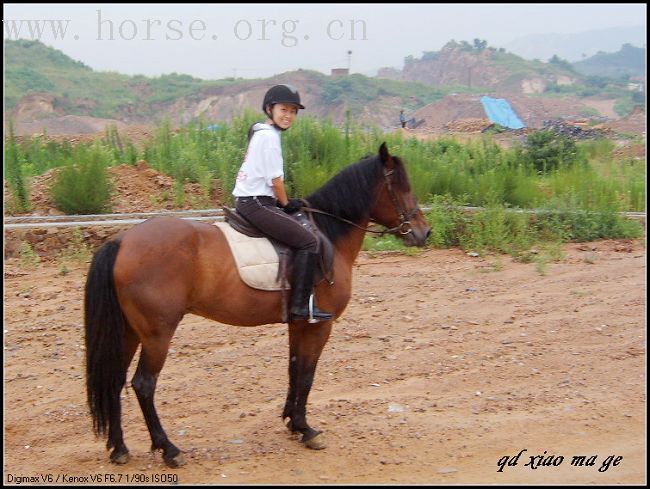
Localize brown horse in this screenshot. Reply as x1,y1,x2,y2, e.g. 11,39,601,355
84,142,431,467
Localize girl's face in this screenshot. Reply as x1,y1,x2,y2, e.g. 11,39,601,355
269,103,298,129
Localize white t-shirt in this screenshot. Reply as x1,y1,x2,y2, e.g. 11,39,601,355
232,123,284,198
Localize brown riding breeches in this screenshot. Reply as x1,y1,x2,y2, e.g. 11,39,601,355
235,196,318,252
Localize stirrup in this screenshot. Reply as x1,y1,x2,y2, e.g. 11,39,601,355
288,294,331,324
308,294,316,324
308,294,332,323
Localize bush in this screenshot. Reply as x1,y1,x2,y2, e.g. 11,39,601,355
458,204,511,254
424,195,465,248
50,143,114,214
522,130,580,173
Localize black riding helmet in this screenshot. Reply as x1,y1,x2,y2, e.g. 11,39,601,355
262,84,305,118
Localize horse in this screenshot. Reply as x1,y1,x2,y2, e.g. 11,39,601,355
84,142,431,467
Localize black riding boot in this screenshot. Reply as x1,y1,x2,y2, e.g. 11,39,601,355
290,250,333,323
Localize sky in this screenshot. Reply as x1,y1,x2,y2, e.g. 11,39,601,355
3,3,647,80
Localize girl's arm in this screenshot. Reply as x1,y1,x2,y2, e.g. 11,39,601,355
272,177,289,207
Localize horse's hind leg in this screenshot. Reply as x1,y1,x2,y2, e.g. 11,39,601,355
282,321,332,449
108,326,140,464
131,334,185,468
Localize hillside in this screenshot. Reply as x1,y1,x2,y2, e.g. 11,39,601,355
573,43,646,78
5,39,236,122
4,39,645,137
5,40,460,130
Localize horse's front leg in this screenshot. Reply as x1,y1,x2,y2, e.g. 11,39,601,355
282,320,332,449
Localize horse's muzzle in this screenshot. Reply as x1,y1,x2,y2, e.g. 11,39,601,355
400,225,431,247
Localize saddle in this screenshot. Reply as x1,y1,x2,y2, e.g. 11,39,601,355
216,208,335,321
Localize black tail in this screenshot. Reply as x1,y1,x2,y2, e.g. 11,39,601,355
84,239,127,444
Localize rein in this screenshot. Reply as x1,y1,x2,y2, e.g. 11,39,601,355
300,206,394,235
301,168,418,237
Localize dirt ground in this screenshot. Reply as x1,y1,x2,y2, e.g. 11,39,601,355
3,237,646,484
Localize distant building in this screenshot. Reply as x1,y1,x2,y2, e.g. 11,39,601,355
331,68,349,77
627,82,644,92
628,75,645,92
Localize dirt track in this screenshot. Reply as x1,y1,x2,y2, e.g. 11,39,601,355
3,239,646,484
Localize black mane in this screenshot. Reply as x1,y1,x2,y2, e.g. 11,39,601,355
305,153,410,243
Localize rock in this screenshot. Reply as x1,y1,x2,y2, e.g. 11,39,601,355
388,403,405,413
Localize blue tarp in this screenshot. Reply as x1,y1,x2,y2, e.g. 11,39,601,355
480,96,525,129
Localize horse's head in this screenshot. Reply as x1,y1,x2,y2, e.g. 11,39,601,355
370,143,431,247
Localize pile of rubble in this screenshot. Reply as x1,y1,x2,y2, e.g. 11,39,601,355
444,118,493,133
13,125,156,148
542,119,613,140
604,106,646,136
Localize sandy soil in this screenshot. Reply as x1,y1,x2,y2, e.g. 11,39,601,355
3,238,646,484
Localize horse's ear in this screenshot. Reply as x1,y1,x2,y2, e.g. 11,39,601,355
379,142,394,168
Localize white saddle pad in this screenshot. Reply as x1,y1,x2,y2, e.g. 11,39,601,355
214,221,286,291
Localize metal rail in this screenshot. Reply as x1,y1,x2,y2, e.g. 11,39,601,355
4,215,226,229
4,207,645,230
3,208,224,223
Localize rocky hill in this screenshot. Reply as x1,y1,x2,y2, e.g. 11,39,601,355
377,41,582,95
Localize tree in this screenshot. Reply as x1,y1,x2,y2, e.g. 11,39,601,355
473,38,488,51
548,55,575,72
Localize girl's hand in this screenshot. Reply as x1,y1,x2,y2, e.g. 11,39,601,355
283,199,303,213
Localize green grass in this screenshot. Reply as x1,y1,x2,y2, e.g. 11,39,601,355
4,121,31,212
19,241,40,269
58,228,92,265
4,113,645,255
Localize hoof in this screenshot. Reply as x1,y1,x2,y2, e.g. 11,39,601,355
304,433,327,450
110,451,130,465
163,452,186,468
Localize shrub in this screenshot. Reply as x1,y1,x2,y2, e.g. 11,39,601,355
522,129,581,173
50,143,114,214
533,196,644,242
458,204,511,254
424,195,465,248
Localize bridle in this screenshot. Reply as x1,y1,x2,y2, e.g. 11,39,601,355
301,168,419,237
382,168,420,235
